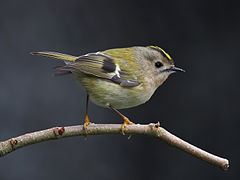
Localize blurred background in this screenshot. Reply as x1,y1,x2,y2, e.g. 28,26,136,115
0,0,239,179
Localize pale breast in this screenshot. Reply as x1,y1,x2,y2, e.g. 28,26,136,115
75,73,155,109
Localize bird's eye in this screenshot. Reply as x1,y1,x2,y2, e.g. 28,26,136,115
155,61,162,68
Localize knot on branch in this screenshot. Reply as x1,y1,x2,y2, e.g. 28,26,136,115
10,138,18,149
53,127,65,137
148,122,162,137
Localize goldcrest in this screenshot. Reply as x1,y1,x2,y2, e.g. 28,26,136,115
32,46,184,132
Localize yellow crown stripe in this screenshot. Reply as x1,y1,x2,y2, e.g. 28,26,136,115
147,46,172,60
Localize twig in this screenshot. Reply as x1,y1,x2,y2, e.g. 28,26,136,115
0,123,229,170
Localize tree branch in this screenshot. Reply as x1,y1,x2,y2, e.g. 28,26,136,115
0,123,229,170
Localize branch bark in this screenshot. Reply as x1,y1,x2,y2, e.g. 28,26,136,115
0,123,229,170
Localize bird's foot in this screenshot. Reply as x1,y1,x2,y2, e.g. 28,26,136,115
121,117,134,135
83,115,91,130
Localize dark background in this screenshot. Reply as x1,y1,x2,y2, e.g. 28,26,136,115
0,0,239,179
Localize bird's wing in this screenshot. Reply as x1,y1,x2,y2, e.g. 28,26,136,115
58,52,140,87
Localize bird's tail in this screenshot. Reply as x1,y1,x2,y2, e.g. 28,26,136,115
31,51,79,76
31,51,78,62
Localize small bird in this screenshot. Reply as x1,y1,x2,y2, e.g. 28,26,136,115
31,46,184,133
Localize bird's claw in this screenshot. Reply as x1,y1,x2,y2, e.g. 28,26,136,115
83,115,91,130
121,117,133,135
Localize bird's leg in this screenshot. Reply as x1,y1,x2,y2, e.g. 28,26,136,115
83,94,91,130
108,104,134,135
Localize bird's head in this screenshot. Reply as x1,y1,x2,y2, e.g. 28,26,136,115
136,46,185,88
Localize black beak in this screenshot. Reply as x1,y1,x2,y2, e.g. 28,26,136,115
169,66,185,73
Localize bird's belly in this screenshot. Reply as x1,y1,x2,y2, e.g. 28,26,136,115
90,86,149,109
75,74,154,109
